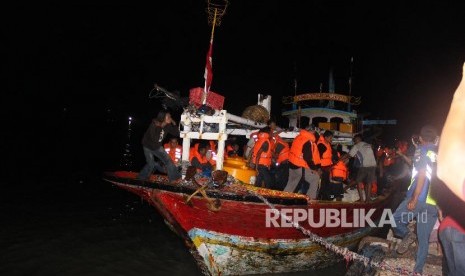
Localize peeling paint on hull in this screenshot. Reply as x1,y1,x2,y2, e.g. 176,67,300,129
189,227,372,275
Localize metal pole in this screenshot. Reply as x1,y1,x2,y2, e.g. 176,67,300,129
348,57,353,112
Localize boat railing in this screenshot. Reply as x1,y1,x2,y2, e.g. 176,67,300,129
180,107,271,171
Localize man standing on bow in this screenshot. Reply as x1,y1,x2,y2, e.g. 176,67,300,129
138,111,182,183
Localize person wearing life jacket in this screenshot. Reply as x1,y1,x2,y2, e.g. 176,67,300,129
283,124,321,200
244,130,260,160
272,134,290,190
317,130,335,200
164,137,182,165
189,142,212,175
250,127,275,189
391,125,439,274
328,155,349,201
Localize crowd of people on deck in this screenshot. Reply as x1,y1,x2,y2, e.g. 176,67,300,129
136,112,415,203
136,63,465,275
241,119,415,204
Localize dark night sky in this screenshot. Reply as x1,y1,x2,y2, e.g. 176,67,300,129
4,1,465,140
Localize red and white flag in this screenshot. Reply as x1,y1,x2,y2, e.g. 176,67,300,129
204,39,213,95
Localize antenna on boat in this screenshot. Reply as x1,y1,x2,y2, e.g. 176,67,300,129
348,57,354,112
150,84,179,101
206,0,229,27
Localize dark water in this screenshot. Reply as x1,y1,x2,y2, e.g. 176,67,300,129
1,114,350,275
0,176,349,276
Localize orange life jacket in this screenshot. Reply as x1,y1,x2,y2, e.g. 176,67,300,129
273,136,289,165
288,129,321,168
252,132,272,167
164,143,182,163
189,144,208,165
317,136,333,167
330,161,348,182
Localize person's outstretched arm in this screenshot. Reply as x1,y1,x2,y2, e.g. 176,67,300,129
437,62,465,202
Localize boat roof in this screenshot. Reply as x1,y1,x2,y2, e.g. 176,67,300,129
282,107,358,119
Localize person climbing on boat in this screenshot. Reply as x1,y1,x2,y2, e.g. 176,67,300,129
283,124,321,200
250,127,275,189
342,134,377,202
391,125,439,275
317,130,335,200
138,111,182,182
189,142,213,176
271,133,289,190
164,137,182,165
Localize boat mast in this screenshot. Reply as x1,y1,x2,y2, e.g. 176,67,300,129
294,61,298,97
294,61,301,128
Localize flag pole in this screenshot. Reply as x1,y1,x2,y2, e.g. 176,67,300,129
210,8,218,42
202,8,218,105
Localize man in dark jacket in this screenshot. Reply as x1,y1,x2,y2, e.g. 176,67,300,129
138,111,182,182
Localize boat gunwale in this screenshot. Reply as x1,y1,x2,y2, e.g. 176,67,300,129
102,171,394,208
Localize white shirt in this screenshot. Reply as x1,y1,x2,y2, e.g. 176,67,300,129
349,141,377,167
342,188,361,202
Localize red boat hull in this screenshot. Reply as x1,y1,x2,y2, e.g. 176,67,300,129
103,171,396,275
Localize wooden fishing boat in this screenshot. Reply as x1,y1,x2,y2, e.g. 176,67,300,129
103,169,395,275
103,81,399,274
106,2,399,272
